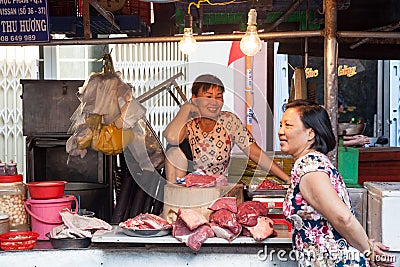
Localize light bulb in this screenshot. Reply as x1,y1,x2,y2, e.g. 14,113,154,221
179,14,197,55
179,27,197,55
240,9,262,56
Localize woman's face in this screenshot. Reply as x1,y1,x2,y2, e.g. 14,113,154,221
192,85,224,119
278,107,315,159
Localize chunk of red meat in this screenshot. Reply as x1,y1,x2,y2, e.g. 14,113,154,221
237,201,269,226
210,223,241,242
178,209,208,231
243,216,275,241
241,227,252,237
209,209,241,235
135,213,172,229
172,217,214,251
185,173,216,187
212,174,228,186
119,213,171,230
256,179,285,190
208,197,237,213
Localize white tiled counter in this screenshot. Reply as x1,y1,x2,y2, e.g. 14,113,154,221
0,226,295,267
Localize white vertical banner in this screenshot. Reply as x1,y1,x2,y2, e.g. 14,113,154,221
389,60,400,147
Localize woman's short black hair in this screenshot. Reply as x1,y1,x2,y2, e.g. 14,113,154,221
192,74,225,96
285,99,336,154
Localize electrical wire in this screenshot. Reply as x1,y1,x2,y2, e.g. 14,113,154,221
187,0,238,14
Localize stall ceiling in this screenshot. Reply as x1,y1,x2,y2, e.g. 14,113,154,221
155,0,400,59
49,0,400,59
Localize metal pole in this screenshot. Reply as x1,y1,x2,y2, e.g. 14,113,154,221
324,0,338,166
0,31,324,46
3,29,400,47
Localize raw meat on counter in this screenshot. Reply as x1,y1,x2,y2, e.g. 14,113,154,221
256,179,285,190
207,197,241,242
209,210,242,242
185,173,216,187
237,201,269,226
178,209,209,231
184,172,228,187
242,216,275,241
208,198,275,242
119,213,172,230
172,209,214,251
210,223,240,242
208,197,237,213
209,209,241,235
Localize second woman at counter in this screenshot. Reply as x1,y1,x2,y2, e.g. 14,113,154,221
163,74,289,184
280,99,392,267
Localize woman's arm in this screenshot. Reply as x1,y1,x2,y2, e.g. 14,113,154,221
245,143,290,183
163,102,199,145
343,135,370,147
299,172,392,266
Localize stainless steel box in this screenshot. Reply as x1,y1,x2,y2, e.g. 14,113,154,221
21,79,114,221
21,79,83,136
348,187,367,230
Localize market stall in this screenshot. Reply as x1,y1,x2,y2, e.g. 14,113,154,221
2,0,400,266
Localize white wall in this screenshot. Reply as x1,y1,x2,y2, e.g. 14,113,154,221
188,41,270,151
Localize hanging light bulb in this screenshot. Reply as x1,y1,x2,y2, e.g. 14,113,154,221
179,14,197,55
240,9,262,57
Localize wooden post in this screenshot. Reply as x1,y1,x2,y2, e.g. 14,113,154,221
324,0,338,166
83,0,91,39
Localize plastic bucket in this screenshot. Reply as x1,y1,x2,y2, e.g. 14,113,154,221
24,195,77,240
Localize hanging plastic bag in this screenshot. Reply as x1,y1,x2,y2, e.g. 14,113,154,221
96,124,123,155
76,114,102,150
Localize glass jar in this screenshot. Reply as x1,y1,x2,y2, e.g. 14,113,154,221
0,164,6,176
0,175,29,231
0,213,10,234
6,162,17,176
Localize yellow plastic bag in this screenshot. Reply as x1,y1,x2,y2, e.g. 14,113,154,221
96,125,123,155
77,114,102,150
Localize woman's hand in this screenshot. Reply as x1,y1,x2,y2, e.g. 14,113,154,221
181,101,201,121
343,135,370,147
367,239,394,267
163,101,200,145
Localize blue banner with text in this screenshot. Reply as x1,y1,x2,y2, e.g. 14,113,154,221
0,0,49,44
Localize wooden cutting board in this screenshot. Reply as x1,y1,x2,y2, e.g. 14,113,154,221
161,183,243,222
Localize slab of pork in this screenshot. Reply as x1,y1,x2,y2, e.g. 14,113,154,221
119,213,171,230
243,216,274,241
185,173,216,187
178,209,208,231
208,197,237,213
172,217,214,251
237,201,269,226
209,209,241,235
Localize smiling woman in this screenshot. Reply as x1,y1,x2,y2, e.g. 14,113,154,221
280,99,393,267
162,74,289,184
